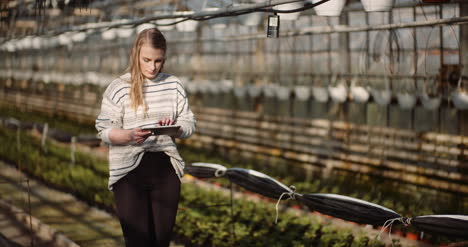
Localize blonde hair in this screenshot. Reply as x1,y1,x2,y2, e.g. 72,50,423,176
126,28,167,112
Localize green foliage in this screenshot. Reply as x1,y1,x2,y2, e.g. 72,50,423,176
0,105,96,135
0,125,382,247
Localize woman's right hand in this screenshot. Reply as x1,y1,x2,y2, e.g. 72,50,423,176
109,128,151,145
129,128,151,144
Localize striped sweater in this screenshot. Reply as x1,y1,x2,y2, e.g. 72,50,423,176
95,72,196,190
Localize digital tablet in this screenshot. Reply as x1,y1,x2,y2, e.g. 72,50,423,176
142,125,180,136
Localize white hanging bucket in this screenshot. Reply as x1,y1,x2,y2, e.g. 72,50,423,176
116,27,134,38
234,86,248,98
101,29,117,40
262,84,277,98
71,32,87,42
371,89,392,106
452,77,468,110
310,0,346,17
58,33,73,45
219,80,234,93
275,86,291,100
186,82,199,94
136,23,157,34
206,81,221,94
294,85,311,101
328,83,347,103
239,12,263,26
397,93,417,109
273,2,303,20
247,85,262,98
176,19,198,32
361,0,394,12
420,93,441,110
351,86,369,103
312,86,329,102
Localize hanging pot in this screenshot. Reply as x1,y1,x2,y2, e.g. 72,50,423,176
361,0,394,12
174,11,198,32
275,85,291,100
312,86,329,102
219,80,233,94
273,2,303,20
234,85,248,98
397,93,417,109
239,12,263,26
247,84,262,97
262,84,277,98
371,89,392,106
451,77,468,110
350,79,370,103
420,93,441,110
328,83,347,103
419,78,441,110
310,0,346,17
294,85,311,101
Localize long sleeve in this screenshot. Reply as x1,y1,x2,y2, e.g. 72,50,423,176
95,80,126,144
175,81,196,139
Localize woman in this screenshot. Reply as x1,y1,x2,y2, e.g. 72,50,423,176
95,27,196,247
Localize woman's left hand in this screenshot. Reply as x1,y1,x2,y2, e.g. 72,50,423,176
158,117,183,137
158,117,174,126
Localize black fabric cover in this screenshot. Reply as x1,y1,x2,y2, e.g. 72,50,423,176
411,215,468,239
185,162,227,179
297,193,401,226
225,168,292,200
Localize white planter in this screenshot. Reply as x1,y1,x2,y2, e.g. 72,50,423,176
361,0,394,12
275,86,291,100
371,89,392,106
71,32,87,42
219,80,233,93
328,84,347,103
136,23,156,34
234,86,248,98
294,86,311,101
312,86,329,102
116,28,134,38
247,85,262,98
452,91,468,110
238,12,263,26
351,86,370,103
420,93,441,110
176,19,198,32
273,2,303,20
397,93,417,109
186,83,199,94
262,84,277,98
310,0,346,17
206,82,221,94
101,29,116,40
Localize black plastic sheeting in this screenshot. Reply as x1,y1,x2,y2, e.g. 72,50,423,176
186,163,468,238
297,193,401,226
225,168,293,200
185,162,227,179
411,215,468,239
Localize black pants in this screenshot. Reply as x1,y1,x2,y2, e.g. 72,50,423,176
113,152,181,247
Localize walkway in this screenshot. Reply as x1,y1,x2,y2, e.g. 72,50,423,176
0,161,182,247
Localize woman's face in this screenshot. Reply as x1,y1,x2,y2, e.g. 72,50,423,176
139,44,165,79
